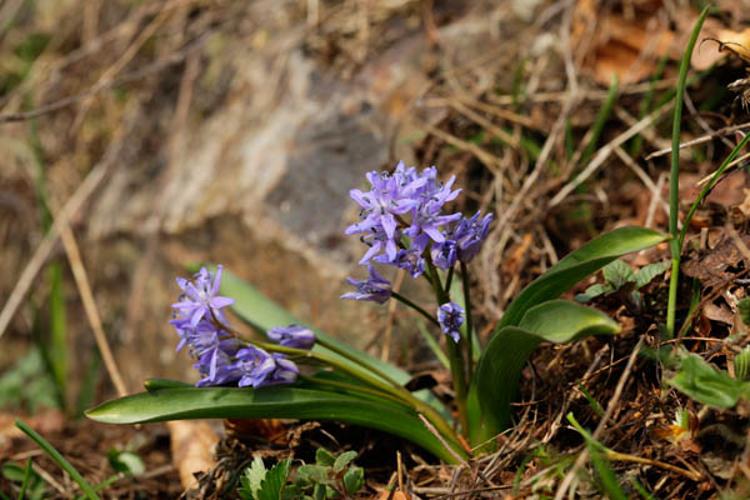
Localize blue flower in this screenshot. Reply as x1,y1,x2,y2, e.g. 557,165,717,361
437,302,464,343
172,266,235,327
268,325,316,349
233,346,299,388
234,345,278,388
171,265,299,389
341,265,392,304
431,239,457,270
453,212,493,262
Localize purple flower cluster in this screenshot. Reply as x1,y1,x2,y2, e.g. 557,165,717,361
342,161,493,302
171,266,310,388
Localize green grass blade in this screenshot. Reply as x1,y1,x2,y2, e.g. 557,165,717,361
86,385,462,463
580,75,619,167
469,300,619,445
666,6,711,338
416,319,449,369
19,458,32,500
567,413,627,500
29,111,68,410
498,227,667,330
679,132,750,247
15,419,98,500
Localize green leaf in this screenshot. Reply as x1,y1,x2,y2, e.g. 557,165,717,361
86,384,460,464
342,466,364,495
575,283,613,303
257,459,291,500
332,451,357,473
239,456,267,500
297,464,330,484
498,227,667,330
219,269,446,413
15,419,98,500
738,298,750,327
602,260,635,289
667,352,749,409
735,347,750,381
567,413,627,500
107,450,145,476
315,448,336,467
634,261,669,289
469,300,620,445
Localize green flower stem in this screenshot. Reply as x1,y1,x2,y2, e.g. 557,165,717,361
392,291,439,327
254,341,465,456
460,261,475,381
445,265,455,294
299,375,407,406
315,335,406,389
425,258,469,435
666,6,709,338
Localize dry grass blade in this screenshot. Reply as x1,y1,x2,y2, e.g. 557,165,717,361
0,109,134,339
59,224,127,397
553,337,644,500
549,104,673,207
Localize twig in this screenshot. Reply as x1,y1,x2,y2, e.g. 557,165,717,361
613,145,669,217
449,100,520,149
419,122,503,175
0,108,134,339
0,33,207,124
644,120,750,160
417,414,470,467
553,337,645,500
604,449,702,481
31,463,67,496
549,103,673,207
59,225,127,397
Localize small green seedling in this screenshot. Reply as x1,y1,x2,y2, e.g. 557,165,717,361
576,259,669,307
238,449,364,500
239,457,292,500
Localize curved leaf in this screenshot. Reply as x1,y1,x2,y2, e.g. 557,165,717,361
220,268,448,416
668,352,749,409
469,300,620,445
498,227,667,330
86,384,463,464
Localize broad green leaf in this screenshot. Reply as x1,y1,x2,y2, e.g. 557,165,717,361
257,459,290,500
634,261,669,289
667,352,749,409
575,283,613,303
332,451,357,473
86,384,462,463
239,456,267,500
315,448,336,467
469,300,620,445
220,268,448,416
343,466,364,495
602,260,635,289
517,300,619,343
498,227,667,330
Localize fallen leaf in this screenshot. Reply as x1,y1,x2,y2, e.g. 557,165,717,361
703,302,735,325
167,420,219,489
378,491,411,500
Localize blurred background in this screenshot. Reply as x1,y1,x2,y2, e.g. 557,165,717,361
2,0,750,496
